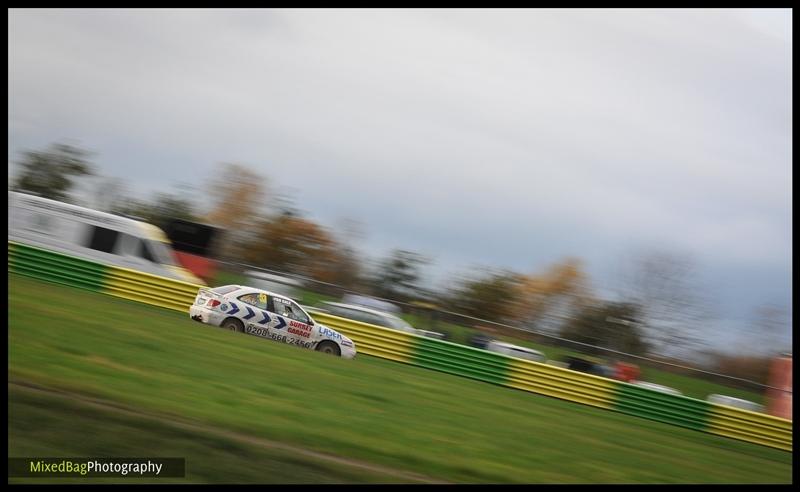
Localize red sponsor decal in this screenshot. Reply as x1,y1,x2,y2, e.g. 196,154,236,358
288,327,311,338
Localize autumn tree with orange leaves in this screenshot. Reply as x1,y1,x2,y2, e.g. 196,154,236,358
511,258,594,332
205,163,268,229
242,213,345,284
203,163,269,260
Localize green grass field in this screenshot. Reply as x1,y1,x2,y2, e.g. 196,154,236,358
9,384,408,484
11,273,789,483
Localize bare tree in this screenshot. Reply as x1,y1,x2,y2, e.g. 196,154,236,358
615,249,714,356
749,303,791,356
370,249,431,302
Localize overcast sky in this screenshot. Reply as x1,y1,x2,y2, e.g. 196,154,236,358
8,8,792,352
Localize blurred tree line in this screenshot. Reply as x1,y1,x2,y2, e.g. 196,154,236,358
11,142,94,202
10,142,792,365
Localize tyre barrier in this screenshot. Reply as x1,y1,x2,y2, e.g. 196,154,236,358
8,240,792,451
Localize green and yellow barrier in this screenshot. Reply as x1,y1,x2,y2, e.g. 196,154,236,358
707,404,792,451
507,359,617,409
312,312,417,364
104,266,198,312
8,241,108,292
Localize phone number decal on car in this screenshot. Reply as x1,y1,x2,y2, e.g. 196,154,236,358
245,324,314,348
246,325,270,337
269,333,313,349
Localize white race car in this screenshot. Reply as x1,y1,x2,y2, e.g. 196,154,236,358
189,285,357,359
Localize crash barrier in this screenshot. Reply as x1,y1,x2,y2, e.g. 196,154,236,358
7,240,792,452
8,241,108,292
8,241,200,312
707,404,793,450
311,312,419,364
507,359,618,409
104,267,198,312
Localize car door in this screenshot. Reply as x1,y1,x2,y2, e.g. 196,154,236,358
270,296,315,349
234,291,272,338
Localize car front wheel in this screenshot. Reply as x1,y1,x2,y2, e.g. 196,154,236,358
316,341,341,357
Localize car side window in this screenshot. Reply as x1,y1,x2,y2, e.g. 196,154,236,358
138,239,156,262
273,297,309,323
289,301,310,324
85,225,119,254
273,297,291,318
237,293,268,310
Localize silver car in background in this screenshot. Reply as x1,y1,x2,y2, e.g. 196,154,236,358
316,301,447,340
485,340,546,363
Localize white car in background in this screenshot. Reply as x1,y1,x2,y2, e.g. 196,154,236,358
633,381,683,396
189,285,357,359
315,302,447,340
485,340,546,363
707,394,764,413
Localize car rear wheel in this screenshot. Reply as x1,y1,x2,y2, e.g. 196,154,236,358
316,341,341,357
222,318,244,333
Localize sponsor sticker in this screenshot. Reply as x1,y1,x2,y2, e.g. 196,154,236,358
287,320,312,338
288,327,311,338
319,327,342,340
